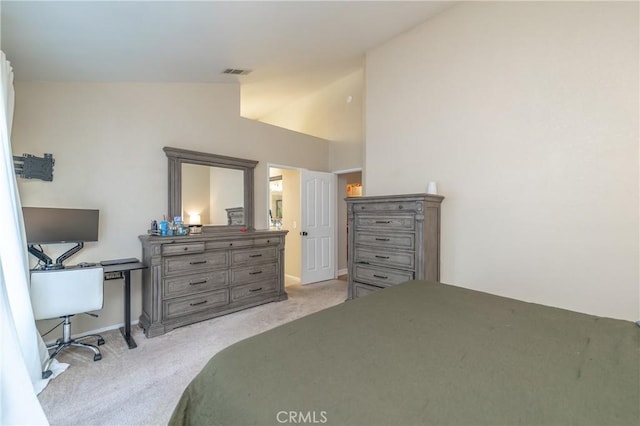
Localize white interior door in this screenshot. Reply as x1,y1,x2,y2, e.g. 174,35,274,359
300,170,336,284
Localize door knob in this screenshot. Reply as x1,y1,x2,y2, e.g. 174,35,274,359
300,231,308,236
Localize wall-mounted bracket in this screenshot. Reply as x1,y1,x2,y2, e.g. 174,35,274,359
14,153,55,181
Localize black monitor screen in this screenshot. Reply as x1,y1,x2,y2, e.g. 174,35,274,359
23,207,99,244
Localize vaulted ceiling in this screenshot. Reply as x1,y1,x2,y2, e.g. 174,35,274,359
1,1,453,119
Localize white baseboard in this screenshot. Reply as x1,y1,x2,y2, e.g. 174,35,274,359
43,320,139,346
285,274,301,283
337,268,348,277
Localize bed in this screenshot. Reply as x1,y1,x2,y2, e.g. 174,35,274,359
169,280,639,425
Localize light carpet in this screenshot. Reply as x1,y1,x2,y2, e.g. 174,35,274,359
38,279,347,425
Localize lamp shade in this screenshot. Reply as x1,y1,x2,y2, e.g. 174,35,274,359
189,213,201,225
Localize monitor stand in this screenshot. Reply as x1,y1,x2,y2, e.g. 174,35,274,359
28,242,84,270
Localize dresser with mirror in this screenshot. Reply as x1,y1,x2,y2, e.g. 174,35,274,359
139,147,288,338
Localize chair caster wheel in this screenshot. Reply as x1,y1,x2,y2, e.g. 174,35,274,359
42,370,52,379
97,338,105,346
94,353,102,361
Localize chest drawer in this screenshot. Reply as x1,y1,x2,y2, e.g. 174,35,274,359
163,289,229,320
354,201,419,213
353,282,383,298
354,264,414,287
163,251,228,275
346,194,442,301
231,263,277,285
355,247,415,270
231,247,277,265
231,279,278,302
355,214,415,231
355,232,414,250
163,270,228,299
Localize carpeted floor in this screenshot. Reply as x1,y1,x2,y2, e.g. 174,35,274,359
38,279,347,425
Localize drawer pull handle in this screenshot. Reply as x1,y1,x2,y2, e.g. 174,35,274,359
190,260,207,265
373,274,389,280
375,220,391,224
183,247,188,251
189,300,207,306
189,280,208,285
375,238,390,241
249,271,263,275
249,287,263,293
375,255,390,259
249,254,263,258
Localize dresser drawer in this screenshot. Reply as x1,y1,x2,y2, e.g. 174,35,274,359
163,289,229,320
355,214,415,231
354,264,413,288
206,239,254,250
231,263,277,285
353,282,383,298
163,251,228,275
163,270,229,298
231,279,278,302
254,237,280,246
231,247,277,265
355,232,414,250
355,247,415,270
162,242,205,256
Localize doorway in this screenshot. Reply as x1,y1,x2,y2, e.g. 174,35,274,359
268,165,339,286
269,167,301,285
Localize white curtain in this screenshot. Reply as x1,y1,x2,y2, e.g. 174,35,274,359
0,51,49,424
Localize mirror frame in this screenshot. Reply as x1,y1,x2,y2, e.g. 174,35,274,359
164,147,258,231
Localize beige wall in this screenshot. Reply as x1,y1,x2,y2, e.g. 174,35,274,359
13,82,329,335
259,70,364,172
365,2,639,320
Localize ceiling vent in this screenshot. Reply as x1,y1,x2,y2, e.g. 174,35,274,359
222,68,252,76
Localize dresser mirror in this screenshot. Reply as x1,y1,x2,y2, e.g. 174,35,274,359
164,147,258,231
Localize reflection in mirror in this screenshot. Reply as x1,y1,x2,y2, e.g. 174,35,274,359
164,147,257,231
182,164,244,226
269,175,283,229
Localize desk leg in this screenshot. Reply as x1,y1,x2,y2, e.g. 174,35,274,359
119,270,138,349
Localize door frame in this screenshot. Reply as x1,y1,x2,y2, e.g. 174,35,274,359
266,163,339,284
333,167,363,277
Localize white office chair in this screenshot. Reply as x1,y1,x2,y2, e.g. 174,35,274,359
30,266,105,378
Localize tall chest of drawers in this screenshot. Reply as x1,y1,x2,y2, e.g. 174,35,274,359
138,230,288,337
346,194,444,299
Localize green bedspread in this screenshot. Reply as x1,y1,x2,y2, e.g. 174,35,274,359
169,280,639,425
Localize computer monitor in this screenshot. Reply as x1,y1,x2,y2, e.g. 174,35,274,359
23,207,99,244
23,207,99,269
